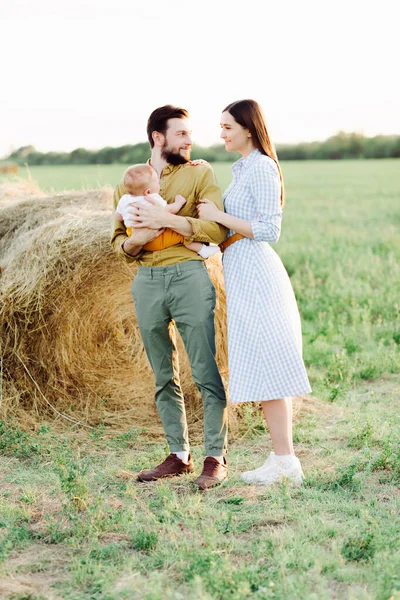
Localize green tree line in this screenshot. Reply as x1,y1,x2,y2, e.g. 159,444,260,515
6,132,400,166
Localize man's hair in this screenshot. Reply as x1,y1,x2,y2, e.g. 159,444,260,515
123,164,154,195
147,105,189,148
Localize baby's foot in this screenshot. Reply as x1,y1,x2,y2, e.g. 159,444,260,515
198,245,220,259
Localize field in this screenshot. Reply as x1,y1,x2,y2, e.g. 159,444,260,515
0,162,236,192
0,159,400,600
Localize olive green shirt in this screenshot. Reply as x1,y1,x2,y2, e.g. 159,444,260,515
111,162,227,266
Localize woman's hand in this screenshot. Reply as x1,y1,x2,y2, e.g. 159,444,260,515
197,198,222,222
190,159,209,166
126,196,169,230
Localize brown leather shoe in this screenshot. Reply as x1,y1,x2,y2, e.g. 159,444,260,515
194,457,228,490
137,453,194,482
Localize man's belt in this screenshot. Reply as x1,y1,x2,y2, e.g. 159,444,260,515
219,233,245,253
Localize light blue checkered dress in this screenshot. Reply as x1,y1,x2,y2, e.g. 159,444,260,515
222,149,311,403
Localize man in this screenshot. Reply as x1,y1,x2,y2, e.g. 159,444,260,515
111,105,228,490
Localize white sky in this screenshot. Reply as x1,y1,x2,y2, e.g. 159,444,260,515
1,0,399,157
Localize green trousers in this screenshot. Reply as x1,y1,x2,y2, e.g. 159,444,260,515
131,261,227,456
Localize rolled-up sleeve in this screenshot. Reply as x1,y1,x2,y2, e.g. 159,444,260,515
184,166,227,245
250,159,282,244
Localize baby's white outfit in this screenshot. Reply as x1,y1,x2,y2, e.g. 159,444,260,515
116,193,166,227
116,192,219,259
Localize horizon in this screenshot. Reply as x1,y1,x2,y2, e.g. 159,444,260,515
1,0,399,158
4,129,400,161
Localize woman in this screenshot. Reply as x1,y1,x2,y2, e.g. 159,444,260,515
198,99,311,486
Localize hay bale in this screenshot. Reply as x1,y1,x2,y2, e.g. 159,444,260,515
0,162,19,175
0,182,235,440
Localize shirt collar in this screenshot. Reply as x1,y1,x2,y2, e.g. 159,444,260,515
147,158,186,177
162,163,184,176
232,148,261,175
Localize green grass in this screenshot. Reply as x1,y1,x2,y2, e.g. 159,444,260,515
0,162,234,193
2,159,398,400
0,377,399,599
0,159,399,598
277,160,400,401
0,162,236,194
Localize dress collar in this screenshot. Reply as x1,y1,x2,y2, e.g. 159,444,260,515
232,148,261,175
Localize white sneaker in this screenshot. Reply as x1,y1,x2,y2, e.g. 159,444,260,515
241,452,304,486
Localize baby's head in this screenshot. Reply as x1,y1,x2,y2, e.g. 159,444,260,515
123,164,160,196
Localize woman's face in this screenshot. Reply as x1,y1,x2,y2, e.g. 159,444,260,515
220,111,252,154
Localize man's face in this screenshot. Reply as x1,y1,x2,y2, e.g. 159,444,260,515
161,118,192,165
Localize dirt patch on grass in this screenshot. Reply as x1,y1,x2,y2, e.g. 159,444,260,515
0,543,68,599
348,374,400,407
294,393,340,419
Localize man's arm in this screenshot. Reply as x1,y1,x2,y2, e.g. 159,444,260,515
111,181,162,260
111,181,141,261
183,166,227,245
125,199,194,237
125,165,227,244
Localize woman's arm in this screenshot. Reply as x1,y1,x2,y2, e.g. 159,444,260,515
197,202,254,238
198,158,282,243
248,159,282,243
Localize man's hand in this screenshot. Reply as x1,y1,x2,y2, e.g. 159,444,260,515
127,196,171,230
123,227,165,256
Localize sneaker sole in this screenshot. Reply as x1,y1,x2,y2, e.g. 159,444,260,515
193,477,228,491
255,476,303,487
137,470,194,482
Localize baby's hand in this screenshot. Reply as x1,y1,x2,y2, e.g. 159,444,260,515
174,194,187,206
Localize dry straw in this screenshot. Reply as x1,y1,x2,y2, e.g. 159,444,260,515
0,181,313,442
0,181,243,441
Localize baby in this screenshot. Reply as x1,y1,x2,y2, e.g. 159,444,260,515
115,164,219,258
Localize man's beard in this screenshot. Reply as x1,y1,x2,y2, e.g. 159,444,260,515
161,143,190,165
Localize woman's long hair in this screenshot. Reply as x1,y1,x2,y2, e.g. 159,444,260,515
223,99,285,206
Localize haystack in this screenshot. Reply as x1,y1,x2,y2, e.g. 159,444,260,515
1,181,316,441
0,181,235,440
0,162,19,175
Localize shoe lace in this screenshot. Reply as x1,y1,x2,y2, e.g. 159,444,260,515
158,454,181,473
